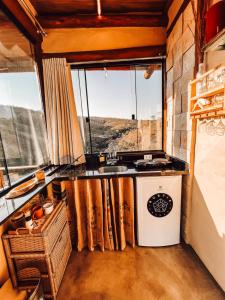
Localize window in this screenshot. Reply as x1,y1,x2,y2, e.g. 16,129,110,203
72,63,163,153
0,10,49,189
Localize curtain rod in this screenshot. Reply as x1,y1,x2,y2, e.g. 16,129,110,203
69,56,166,66
18,0,47,37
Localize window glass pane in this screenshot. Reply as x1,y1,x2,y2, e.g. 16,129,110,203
72,69,91,153
0,10,49,184
72,63,162,153
136,64,162,150
0,134,9,190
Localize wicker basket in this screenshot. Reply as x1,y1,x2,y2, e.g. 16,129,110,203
50,223,70,272
4,201,67,254
15,257,48,274
2,201,72,300
54,237,72,291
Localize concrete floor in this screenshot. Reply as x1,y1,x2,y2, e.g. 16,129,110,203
57,245,225,300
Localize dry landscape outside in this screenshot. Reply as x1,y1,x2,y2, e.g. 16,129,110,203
81,116,162,153
0,105,48,184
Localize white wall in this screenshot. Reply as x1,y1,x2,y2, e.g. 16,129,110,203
190,120,225,291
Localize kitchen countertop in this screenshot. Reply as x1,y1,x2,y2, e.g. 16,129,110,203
0,176,56,225
56,166,188,180
0,164,189,225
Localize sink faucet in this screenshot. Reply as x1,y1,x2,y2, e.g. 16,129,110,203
106,151,118,166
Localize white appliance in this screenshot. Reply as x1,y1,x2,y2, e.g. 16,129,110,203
136,176,182,247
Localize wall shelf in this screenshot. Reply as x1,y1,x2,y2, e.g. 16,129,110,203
189,65,225,119
190,104,223,116
203,28,225,52
190,85,224,102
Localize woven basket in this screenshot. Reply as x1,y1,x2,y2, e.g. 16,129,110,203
50,224,70,272
5,202,66,254
2,201,71,300
54,237,72,291
15,257,48,274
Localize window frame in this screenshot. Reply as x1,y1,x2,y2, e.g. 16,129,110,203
71,58,165,154
0,8,49,194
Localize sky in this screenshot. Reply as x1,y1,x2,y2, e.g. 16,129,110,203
0,72,42,111
72,68,162,120
0,68,162,119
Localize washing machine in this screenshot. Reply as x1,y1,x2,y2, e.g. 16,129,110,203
136,176,182,247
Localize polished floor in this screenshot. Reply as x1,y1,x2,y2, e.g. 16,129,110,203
57,244,225,300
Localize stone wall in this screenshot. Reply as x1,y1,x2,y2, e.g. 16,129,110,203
166,1,196,163
166,0,197,242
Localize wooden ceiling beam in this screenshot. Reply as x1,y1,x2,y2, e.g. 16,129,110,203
38,14,168,28
164,0,174,14
42,45,166,63
0,0,42,44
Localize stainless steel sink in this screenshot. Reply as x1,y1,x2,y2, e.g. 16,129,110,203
98,165,128,174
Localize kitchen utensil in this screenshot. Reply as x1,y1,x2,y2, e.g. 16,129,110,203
25,218,34,231
43,202,54,215
35,169,45,182
32,205,44,220
5,178,38,199
215,118,225,136
206,119,216,136
11,212,25,229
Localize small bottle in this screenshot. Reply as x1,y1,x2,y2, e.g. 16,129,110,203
98,153,105,163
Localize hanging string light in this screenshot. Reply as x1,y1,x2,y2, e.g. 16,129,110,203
97,0,102,17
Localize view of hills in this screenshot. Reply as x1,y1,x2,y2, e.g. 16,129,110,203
80,116,162,153
0,104,161,183
0,104,49,182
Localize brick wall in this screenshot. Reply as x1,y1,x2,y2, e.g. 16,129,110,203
166,2,196,163
166,0,197,242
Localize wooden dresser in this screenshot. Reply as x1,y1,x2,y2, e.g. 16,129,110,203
2,200,72,299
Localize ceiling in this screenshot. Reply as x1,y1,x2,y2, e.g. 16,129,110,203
29,0,170,30
30,0,169,16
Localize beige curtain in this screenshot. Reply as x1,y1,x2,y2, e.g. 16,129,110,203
74,177,135,251
43,58,85,165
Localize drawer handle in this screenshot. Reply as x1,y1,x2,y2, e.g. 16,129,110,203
54,215,59,224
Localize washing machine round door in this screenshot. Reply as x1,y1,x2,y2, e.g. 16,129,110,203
147,193,173,217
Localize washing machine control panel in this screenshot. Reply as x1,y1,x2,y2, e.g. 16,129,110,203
147,193,173,217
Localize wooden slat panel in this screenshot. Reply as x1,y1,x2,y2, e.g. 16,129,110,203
30,0,168,15
101,0,167,14
31,0,99,15
42,45,166,63
39,14,168,28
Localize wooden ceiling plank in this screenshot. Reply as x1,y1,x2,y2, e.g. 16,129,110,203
101,0,167,14
38,14,168,28
30,0,168,15
42,45,166,63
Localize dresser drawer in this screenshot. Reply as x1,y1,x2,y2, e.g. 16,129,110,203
53,237,72,292
50,222,71,273
15,257,48,274
6,202,66,254
44,203,67,254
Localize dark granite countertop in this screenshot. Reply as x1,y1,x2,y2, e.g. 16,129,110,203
0,176,56,225
0,162,189,225
56,166,188,180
